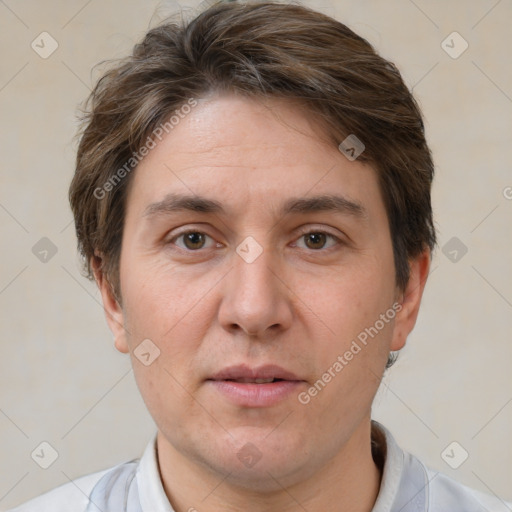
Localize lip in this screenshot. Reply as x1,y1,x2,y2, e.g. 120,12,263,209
209,364,301,382
206,364,305,408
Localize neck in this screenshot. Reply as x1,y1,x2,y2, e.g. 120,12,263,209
157,420,383,512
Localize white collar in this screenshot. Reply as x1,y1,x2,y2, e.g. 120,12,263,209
370,420,425,511
135,422,422,512
136,432,174,512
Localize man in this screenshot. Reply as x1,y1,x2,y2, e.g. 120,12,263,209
9,1,511,511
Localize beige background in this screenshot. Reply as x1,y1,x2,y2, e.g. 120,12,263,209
1,0,511,509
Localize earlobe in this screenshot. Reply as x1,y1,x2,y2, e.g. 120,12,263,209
113,335,130,354
390,250,431,352
91,254,129,354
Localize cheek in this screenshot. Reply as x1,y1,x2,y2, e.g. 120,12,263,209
310,265,395,340
300,311,394,429
299,257,397,401
119,262,215,404
120,256,205,345
130,360,193,440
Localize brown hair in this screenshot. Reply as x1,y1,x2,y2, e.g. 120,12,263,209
70,0,436,342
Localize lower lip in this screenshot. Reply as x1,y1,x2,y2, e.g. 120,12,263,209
207,380,304,407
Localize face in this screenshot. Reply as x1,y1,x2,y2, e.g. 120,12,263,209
98,94,427,490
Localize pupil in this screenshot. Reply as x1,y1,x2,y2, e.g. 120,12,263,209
185,232,204,249
306,233,325,249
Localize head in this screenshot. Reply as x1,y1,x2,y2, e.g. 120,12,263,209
70,0,435,491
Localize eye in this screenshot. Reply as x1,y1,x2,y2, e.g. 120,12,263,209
171,231,217,251
294,230,340,250
168,228,341,252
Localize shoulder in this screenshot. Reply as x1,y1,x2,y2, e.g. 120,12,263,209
372,421,512,512
6,468,111,512
6,435,159,512
425,466,512,512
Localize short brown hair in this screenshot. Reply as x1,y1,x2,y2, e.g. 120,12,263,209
70,0,436,309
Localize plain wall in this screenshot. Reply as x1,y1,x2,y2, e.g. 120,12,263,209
1,0,511,509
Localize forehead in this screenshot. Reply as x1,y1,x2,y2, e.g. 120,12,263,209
126,94,383,218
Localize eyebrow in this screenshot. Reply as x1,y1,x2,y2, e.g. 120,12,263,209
143,192,367,220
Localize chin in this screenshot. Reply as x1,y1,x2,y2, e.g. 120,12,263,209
193,430,313,491
219,458,308,493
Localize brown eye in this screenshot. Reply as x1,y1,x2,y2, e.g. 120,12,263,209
304,232,328,250
183,232,206,250
294,230,340,251
172,231,216,251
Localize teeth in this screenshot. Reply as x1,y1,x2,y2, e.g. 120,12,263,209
234,378,275,383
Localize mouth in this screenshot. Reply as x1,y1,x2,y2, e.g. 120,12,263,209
223,377,284,384
206,364,305,407
208,364,302,382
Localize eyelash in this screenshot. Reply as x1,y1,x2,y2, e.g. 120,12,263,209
168,227,343,252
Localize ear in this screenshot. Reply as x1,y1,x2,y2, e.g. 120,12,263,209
390,249,431,351
91,254,129,354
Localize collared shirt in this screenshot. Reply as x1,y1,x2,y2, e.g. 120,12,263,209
8,421,511,512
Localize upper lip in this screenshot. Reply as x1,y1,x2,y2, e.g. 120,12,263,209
208,364,303,382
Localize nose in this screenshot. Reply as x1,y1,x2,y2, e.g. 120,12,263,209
217,244,293,339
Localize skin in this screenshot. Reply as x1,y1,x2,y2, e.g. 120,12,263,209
94,93,430,512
